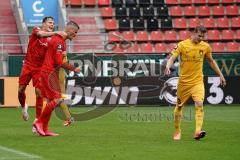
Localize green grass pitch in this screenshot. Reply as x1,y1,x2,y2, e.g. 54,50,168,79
0,105,239,160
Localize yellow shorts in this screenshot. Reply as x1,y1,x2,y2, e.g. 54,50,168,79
177,83,205,106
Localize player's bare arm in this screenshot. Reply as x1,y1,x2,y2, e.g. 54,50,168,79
206,56,226,87
164,55,177,76
36,30,66,38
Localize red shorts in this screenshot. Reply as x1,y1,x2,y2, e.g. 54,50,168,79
18,64,41,89
40,71,61,100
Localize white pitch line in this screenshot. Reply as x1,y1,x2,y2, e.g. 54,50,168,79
0,145,41,159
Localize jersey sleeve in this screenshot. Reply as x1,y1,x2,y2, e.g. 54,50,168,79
53,40,76,71
31,27,41,36
205,44,213,59
171,42,183,58
53,41,65,67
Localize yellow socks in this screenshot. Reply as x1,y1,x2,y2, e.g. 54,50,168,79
174,106,183,133
195,106,204,133
60,103,71,119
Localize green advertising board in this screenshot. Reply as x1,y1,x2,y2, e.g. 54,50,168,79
8,53,240,77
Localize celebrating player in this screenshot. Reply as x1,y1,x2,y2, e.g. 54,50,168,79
33,21,80,136
18,16,62,121
165,26,226,140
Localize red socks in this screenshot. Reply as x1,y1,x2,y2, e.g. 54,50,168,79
36,96,43,119
38,100,58,131
18,92,26,108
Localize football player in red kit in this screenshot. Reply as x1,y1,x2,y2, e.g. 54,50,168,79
18,16,64,122
34,21,80,136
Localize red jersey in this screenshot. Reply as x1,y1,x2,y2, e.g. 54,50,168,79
24,27,49,68
41,35,66,73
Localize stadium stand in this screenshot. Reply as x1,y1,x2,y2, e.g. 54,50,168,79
2,0,239,54
0,0,22,54
95,0,239,53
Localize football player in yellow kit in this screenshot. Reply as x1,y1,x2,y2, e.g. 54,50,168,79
59,53,74,126
165,26,226,140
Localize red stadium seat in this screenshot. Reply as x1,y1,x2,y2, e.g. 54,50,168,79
174,18,187,29
165,0,179,5
179,30,191,40
155,43,167,53
222,0,235,4
150,31,164,42
104,19,118,31
112,44,124,53
193,0,206,5
83,0,96,6
207,30,221,41
168,43,178,52
198,6,210,17
169,6,183,17
140,43,153,53
108,31,121,42
236,30,240,40
131,43,140,53
101,7,113,18
211,42,225,52
179,0,192,5
217,18,230,29
231,17,240,28
207,0,220,5
212,6,225,17
98,0,110,6
202,18,216,29
226,5,239,17
184,6,196,17
189,18,201,29
165,31,178,41
222,30,235,41
122,31,135,41
136,31,149,42
226,42,239,52
65,0,82,6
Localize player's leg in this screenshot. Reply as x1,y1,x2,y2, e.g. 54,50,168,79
35,88,43,119
32,70,43,120
192,83,206,140
173,84,190,140
34,72,61,136
59,68,73,126
18,65,32,121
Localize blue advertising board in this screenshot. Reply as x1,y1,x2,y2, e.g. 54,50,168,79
20,0,58,26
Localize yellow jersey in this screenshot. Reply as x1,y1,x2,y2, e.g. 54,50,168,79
172,39,212,85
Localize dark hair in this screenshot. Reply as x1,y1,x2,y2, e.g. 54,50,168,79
194,25,207,33
42,16,54,23
66,21,80,30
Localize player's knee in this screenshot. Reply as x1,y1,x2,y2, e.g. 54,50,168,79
174,105,183,112
195,101,203,107
18,85,26,93
54,98,64,105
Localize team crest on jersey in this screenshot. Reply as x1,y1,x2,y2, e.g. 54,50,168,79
57,44,62,51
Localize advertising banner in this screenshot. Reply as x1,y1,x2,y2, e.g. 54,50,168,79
8,54,240,76
64,76,240,105
20,0,58,26
0,78,35,107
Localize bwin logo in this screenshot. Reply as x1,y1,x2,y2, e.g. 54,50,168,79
159,77,178,104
